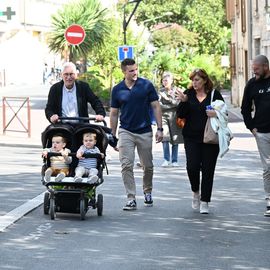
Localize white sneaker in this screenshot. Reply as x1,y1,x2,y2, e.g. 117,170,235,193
74,177,83,183
192,193,200,209
264,199,270,216
200,201,209,214
44,168,52,182
171,162,180,167
161,160,171,167
55,172,65,182
87,175,98,184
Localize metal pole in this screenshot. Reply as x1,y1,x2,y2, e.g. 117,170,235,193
27,97,31,138
123,0,142,45
123,4,127,44
3,97,6,134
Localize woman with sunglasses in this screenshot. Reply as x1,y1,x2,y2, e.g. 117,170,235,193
175,69,225,214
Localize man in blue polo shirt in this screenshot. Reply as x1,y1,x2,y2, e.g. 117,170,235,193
110,58,163,210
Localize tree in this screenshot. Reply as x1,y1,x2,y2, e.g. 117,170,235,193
47,0,110,66
151,23,198,50
134,0,230,55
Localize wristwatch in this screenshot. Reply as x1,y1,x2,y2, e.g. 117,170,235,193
157,127,163,132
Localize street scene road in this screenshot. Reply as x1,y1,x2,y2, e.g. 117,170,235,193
0,84,269,270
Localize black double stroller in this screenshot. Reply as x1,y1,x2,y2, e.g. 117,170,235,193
41,117,110,220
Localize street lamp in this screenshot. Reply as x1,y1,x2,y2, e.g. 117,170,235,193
123,0,142,44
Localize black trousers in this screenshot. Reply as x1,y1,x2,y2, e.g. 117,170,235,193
184,140,219,202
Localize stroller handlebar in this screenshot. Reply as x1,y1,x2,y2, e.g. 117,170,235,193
58,116,107,127
47,152,104,160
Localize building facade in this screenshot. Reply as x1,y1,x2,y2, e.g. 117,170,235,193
0,0,71,86
226,0,270,106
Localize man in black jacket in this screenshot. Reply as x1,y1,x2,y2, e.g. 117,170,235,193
45,62,105,124
241,55,270,217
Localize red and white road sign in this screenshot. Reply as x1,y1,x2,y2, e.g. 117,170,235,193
65,24,86,45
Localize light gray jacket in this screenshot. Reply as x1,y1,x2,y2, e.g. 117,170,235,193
159,87,183,144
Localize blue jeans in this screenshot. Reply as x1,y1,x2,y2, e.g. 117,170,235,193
162,141,178,163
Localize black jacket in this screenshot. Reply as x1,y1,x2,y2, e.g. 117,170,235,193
45,80,106,122
241,76,270,133
177,89,224,142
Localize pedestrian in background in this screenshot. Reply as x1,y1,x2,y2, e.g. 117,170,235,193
241,54,270,217
175,68,224,214
45,62,105,124
159,72,183,167
110,58,163,210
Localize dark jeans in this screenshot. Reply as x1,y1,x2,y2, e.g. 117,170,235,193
184,140,219,202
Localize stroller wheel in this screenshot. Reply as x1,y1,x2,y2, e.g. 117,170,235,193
50,198,55,220
97,194,103,216
43,192,50,215
80,198,86,220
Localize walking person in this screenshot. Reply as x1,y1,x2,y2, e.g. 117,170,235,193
175,68,225,214
159,72,183,167
45,62,105,124
241,55,270,217
109,58,163,210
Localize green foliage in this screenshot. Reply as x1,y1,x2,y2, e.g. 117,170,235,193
134,0,230,55
78,66,110,106
48,0,110,62
151,23,198,49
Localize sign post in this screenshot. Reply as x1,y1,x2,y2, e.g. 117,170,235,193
64,24,86,45
118,46,134,61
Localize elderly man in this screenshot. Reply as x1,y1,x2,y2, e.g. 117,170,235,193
241,55,270,217
45,62,105,124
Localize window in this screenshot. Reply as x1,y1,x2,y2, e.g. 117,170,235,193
266,0,270,12
230,43,236,76
255,0,258,13
241,0,246,33
254,38,261,56
226,0,235,21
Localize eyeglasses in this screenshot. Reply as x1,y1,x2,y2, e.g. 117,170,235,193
63,73,75,77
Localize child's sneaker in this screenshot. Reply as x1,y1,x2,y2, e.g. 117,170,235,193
55,172,65,182
74,177,83,183
123,200,137,210
87,175,98,184
144,192,153,206
44,168,52,182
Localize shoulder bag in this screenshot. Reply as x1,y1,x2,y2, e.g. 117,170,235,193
203,90,219,144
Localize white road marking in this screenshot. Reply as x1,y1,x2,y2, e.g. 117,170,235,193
67,32,83,37
0,192,45,233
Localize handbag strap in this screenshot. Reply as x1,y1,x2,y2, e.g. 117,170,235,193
210,89,215,103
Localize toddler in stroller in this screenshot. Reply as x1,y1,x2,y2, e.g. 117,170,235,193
41,118,109,220
74,132,104,184
42,134,72,182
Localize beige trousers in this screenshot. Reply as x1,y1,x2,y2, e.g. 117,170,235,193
118,128,154,200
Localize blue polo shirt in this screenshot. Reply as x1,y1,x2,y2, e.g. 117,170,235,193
111,77,159,134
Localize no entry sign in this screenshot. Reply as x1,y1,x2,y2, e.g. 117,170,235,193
65,24,86,45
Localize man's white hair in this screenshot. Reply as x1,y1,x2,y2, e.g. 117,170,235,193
62,62,77,73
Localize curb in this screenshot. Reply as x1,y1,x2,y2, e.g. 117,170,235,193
0,192,44,233
0,142,41,149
